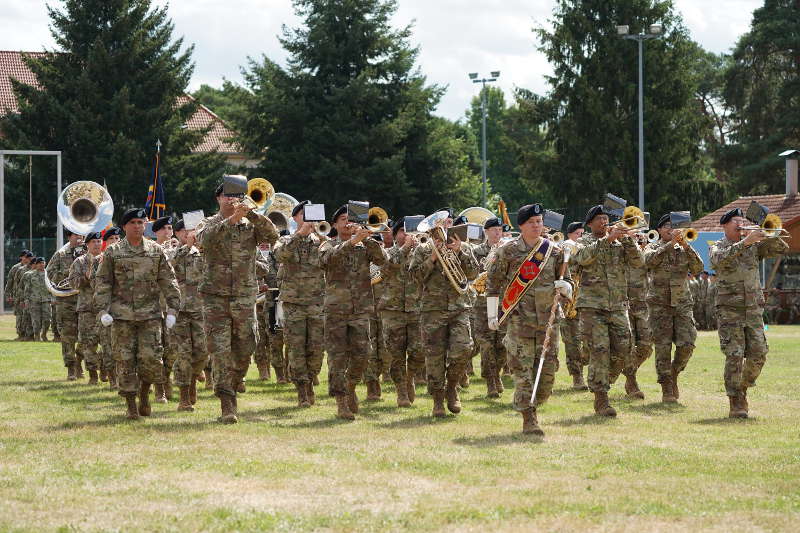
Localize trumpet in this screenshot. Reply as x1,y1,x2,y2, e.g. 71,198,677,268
315,220,331,236
611,206,648,231
646,229,660,243
678,228,698,242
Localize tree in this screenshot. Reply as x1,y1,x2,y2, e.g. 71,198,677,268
722,0,800,195
236,0,481,216
191,81,250,127
1,0,226,234
533,0,726,219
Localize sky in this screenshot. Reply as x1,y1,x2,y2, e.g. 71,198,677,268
0,0,761,121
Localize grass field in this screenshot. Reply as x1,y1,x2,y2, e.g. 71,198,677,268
0,315,799,532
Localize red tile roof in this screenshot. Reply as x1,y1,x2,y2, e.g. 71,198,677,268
692,194,800,231
0,50,240,154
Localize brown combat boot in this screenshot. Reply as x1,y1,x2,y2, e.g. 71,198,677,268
335,395,355,420
366,380,381,401
431,390,446,418
624,374,645,400
189,378,197,405
306,381,316,406
276,366,289,385
257,364,270,381
108,368,118,391
740,388,749,414
138,383,152,416
125,395,140,420
487,372,499,398
75,358,84,379
521,408,544,436
88,369,99,385
347,382,359,414
572,372,587,390
406,373,416,404
99,366,108,382
177,386,194,412
728,394,747,418
219,394,238,424
593,391,617,417
237,380,246,393
164,373,173,401
67,363,77,381
661,380,677,403
204,369,213,390
459,372,470,389
296,382,310,408
153,383,167,403
396,379,411,408
445,378,462,414
671,367,681,401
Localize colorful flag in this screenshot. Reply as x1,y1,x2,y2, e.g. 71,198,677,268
144,140,165,221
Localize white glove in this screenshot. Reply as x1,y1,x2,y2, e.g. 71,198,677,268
165,313,176,329
100,313,114,327
555,279,573,300
276,300,285,328
487,296,500,331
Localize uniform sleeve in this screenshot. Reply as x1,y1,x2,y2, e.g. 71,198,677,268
710,240,747,270
4,265,16,295
365,238,388,266
686,246,704,275
486,246,509,297
67,256,90,290
157,250,181,314
573,237,607,266
409,244,436,284
94,251,114,315
196,217,227,251
319,239,352,269
246,211,279,246
644,242,671,268
458,246,479,280
757,236,789,260
622,237,645,268
273,234,301,263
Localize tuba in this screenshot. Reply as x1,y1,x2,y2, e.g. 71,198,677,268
367,206,390,232
267,192,299,234
57,181,114,235
418,210,470,294
459,206,495,226
247,178,275,215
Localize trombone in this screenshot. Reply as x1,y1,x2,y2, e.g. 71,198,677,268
738,213,791,238
610,206,648,231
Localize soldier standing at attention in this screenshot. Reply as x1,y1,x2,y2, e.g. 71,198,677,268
644,214,704,403
319,205,388,420
710,207,788,418
5,250,33,340
410,209,479,418
68,232,104,385
19,257,52,341
48,230,85,380
622,232,653,400
95,208,181,420
572,205,644,417
559,222,588,390
196,179,279,424
273,200,327,408
487,204,573,436
98,227,121,390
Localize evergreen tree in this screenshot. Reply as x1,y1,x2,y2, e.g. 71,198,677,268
191,81,250,127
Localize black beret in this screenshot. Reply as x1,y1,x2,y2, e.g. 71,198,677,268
566,222,583,235
151,216,173,233
517,204,544,226
292,200,310,218
453,215,468,226
371,233,384,243
584,205,604,225
279,229,291,237
484,217,502,230
23,251,34,258
502,224,512,232
35,257,45,264
331,204,347,224
103,227,121,241
719,207,744,225
19,249,30,257
173,219,185,232
392,217,405,236
656,214,671,229
120,208,148,227
436,207,454,218
214,181,224,197
85,231,103,242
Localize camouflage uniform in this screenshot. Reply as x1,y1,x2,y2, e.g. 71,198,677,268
472,241,508,394
319,237,387,396
644,239,703,388
196,211,278,400
409,241,478,397
273,232,326,384
693,276,709,330
5,262,29,338
171,244,208,388
487,237,565,411
623,259,653,380
48,245,82,369
260,252,286,378
68,254,102,371
572,234,644,394
15,264,36,338
706,278,718,330
95,237,180,396
20,269,52,339
364,279,389,389
710,236,788,398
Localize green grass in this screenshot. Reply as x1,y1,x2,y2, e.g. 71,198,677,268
1,315,799,532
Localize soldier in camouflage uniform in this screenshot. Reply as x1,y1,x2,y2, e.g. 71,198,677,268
48,231,84,380
4,250,34,340
98,228,121,389
409,208,479,417
152,216,176,403
695,272,710,330
196,181,278,424
706,273,718,330
254,246,273,381
559,222,588,390
572,205,644,417
68,232,104,385
487,204,573,435
472,217,508,398
319,205,387,419
95,208,181,420
622,233,653,399
257,244,287,384
170,219,207,412
273,201,327,407
19,258,51,341
376,218,424,407
710,207,788,418
644,214,704,403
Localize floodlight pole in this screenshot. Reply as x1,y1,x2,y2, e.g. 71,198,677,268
470,71,500,208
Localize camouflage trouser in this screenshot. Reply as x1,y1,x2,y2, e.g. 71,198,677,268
162,321,176,374
77,311,100,371
649,303,696,383
111,318,165,396
20,301,33,337
98,320,113,372
202,293,258,398
268,328,286,375
504,327,560,411
13,301,24,337
28,301,51,338
172,311,208,387
625,300,653,377
718,306,768,397
560,315,585,377
381,310,424,385
420,309,473,393
706,304,718,330
50,302,59,337
366,314,392,383
325,312,372,396
474,300,507,378
469,306,480,359
254,304,270,368
580,308,631,393
283,302,323,384
56,298,78,367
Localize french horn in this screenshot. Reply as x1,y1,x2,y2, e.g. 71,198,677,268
57,181,114,235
